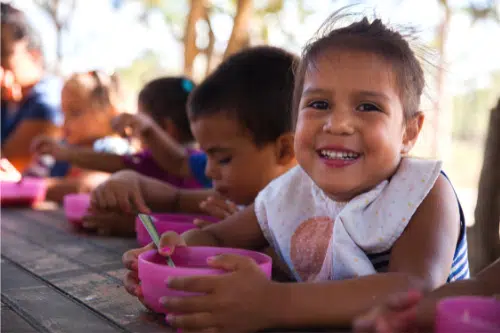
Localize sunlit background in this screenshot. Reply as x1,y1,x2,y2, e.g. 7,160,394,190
11,0,500,226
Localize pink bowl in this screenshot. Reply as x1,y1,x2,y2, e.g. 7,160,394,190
138,246,273,314
135,213,219,246
436,296,500,333
63,193,91,226
0,178,47,207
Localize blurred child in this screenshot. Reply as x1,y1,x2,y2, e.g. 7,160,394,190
30,70,133,202
1,3,63,172
120,14,470,332
33,76,205,191
353,257,500,333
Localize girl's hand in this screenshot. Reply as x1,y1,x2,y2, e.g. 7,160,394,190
111,113,155,139
160,254,275,332
353,290,423,333
122,231,186,311
90,170,150,214
31,135,68,160
81,211,136,237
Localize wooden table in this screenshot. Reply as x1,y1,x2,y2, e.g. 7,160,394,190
1,207,350,333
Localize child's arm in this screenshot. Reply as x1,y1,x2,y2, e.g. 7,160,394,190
140,121,191,179
353,258,500,333
414,256,500,330
45,171,110,202
179,204,269,249
112,113,192,178
2,121,60,172
32,136,126,173
90,170,215,214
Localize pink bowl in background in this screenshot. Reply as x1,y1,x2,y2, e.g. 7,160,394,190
0,178,47,207
63,193,91,226
135,213,219,246
138,246,272,314
435,296,500,333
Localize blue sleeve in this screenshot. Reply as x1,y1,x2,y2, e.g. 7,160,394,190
24,100,63,126
49,161,71,177
188,153,212,188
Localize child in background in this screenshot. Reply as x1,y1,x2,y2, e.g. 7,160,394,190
353,257,500,333
120,14,470,332
29,70,133,202
112,76,207,189
91,46,297,254
33,76,205,190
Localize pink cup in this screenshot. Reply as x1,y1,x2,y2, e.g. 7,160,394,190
138,246,273,314
0,178,47,207
63,193,91,226
436,296,500,333
135,213,219,246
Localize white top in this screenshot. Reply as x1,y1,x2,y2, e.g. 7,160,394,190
254,157,442,282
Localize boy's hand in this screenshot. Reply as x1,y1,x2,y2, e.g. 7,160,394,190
111,113,155,138
193,196,238,228
122,231,186,311
199,196,239,219
160,254,275,332
31,135,68,160
81,211,136,237
353,290,423,333
90,170,150,214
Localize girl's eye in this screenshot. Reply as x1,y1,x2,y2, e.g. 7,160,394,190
218,157,232,165
357,103,381,112
308,100,329,110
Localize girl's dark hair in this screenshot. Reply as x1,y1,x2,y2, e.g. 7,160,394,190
138,77,195,143
293,10,425,127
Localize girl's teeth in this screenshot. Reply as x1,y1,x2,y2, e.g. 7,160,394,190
320,150,359,160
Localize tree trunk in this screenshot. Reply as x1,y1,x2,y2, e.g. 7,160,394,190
223,0,253,59
183,0,206,77
203,7,215,76
470,97,500,274
431,0,452,159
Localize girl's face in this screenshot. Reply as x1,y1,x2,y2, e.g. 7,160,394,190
61,82,114,145
294,50,422,201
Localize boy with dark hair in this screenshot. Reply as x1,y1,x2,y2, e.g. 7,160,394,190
89,46,298,233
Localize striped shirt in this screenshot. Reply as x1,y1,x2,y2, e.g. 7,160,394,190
367,171,470,282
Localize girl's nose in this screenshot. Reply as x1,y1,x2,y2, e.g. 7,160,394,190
322,108,355,136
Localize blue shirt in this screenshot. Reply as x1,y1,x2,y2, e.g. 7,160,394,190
188,153,212,188
1,76,63,143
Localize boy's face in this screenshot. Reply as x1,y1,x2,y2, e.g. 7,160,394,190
190,112,287,205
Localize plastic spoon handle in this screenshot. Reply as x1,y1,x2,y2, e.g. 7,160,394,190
137,213,175,267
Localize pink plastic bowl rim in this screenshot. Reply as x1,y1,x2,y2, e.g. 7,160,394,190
138,246,272,274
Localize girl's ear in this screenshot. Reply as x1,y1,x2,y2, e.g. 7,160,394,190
275,132,296,165
402,112,424,154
